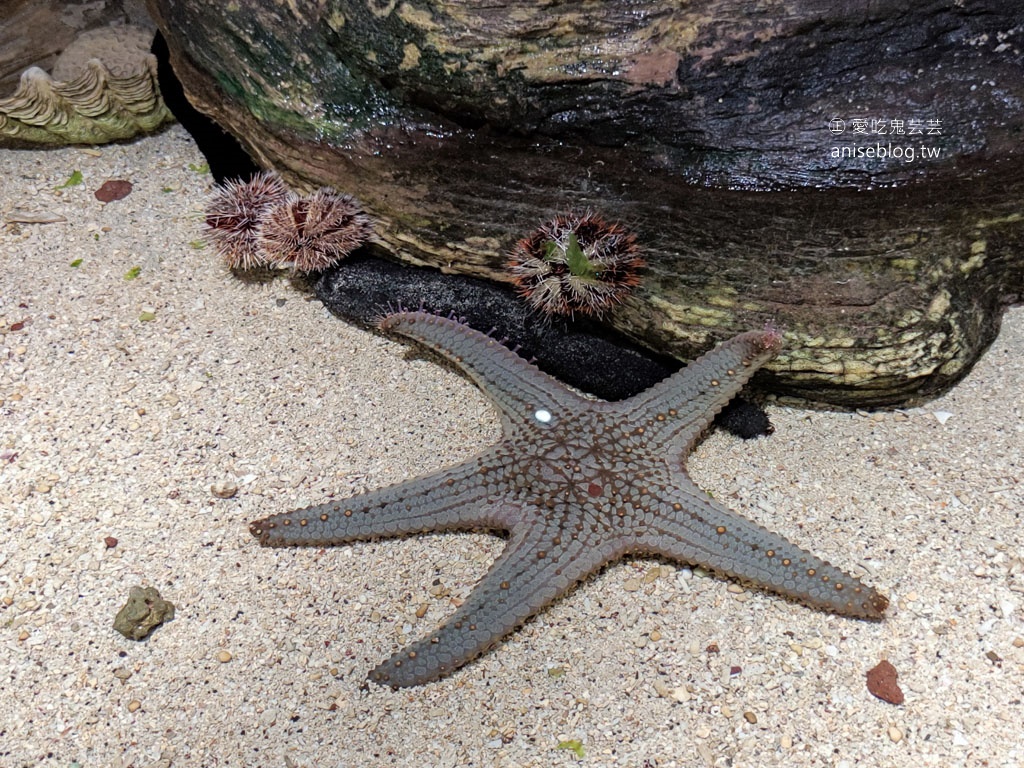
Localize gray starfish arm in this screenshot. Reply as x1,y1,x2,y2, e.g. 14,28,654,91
619,329,782,453
248,449,514,546
378,310,586,424
368,515,612,687
638,477,888,619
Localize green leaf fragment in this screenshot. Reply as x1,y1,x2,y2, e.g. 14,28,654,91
70,258,83,267
188,162,210,174
189,240,206,250
564,233,597,279
124,266,141,280
557,739,585,758
57,170,83,189
139,311,156,322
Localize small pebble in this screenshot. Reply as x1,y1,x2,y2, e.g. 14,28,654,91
127,700,142,712
743,711,757,724
415,603,429,618
888,725,904,743
217,651,233,663
210,481,238,499
780,734,793,749
94,180,133,203
104,537,118,549
866,660,905,705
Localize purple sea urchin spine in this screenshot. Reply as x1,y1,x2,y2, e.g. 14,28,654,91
202,170,289,270
507,212,645,318
258,188,373,273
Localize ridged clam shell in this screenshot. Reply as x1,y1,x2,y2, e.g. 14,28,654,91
0,56,172,147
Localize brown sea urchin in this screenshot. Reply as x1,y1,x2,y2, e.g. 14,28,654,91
508,212,644,317
258,188,373,273
203,170,289,270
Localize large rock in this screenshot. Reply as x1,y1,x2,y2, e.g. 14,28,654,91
147,0,1024,405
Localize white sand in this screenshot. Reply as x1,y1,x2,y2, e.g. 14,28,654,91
1,125,1022,767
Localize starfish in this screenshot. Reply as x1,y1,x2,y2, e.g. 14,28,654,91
249,311,888,687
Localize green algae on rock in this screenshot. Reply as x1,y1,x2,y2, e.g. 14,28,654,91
148,0,1024,405
113,586,175,641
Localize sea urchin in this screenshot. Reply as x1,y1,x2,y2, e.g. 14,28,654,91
203,170,289,270
507,212,645,318
258,188,373,273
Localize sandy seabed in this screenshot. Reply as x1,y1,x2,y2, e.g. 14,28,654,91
1,125,1022,767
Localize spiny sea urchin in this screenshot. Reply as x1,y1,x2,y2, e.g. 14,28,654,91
507,212,645,318
258,188,373,273
203,170,289,270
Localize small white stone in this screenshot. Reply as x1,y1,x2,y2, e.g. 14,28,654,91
998,599,1016,620
533,408,552,423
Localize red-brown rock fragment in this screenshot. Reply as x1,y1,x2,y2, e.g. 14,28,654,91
94,179,133,202
866,659,904,705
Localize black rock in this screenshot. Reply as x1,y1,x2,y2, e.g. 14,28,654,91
315,253,773,438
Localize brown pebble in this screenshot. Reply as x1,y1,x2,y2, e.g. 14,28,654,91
127,699,141,712
94,180,133,202
217,651,233,663
104,536,118,549
415,603,429,619
866,659,904,705
706,642,720,654
743,711,757,724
